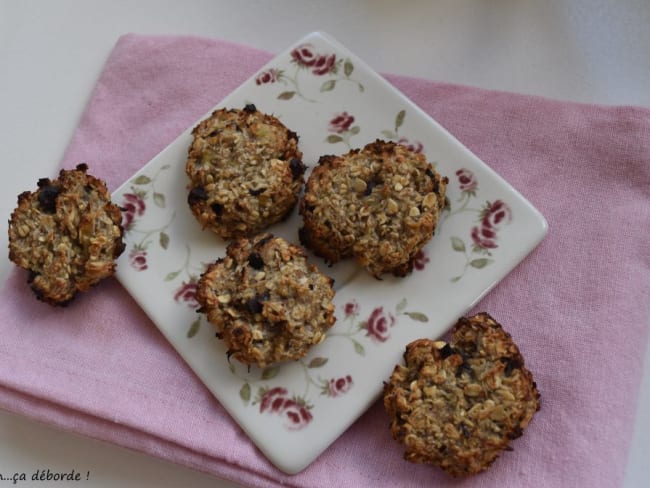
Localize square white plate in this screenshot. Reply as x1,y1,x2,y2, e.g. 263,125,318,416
113,31,547,474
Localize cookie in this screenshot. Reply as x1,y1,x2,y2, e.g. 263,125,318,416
299,139,447,278
185,104,305,239
383,312,540,477
8,163,125,305
196,233,336,368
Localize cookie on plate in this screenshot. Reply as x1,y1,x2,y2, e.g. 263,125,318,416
8,163,125,305
196,233,336,368
185,104,305,239
299,139,447,278
383,312,540,477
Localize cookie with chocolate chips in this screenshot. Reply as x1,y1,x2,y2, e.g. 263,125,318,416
299,139,447,278
383,313,540,477
196,233,336,368
8,164,125,305
185,105,305,239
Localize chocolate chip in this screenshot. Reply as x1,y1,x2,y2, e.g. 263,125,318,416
460,424,471,438
37,178,50,188
304,203,316,213
248,252,264,269
501,357,523,376
211,202,224,216
246,297,264,314
38,185,61,214
438,343,455,359
26,270,37,283
187,187,207,205
248,187,266,196
456,360,474,379
75,163,89,172
289,158,306,179
508,425,524,440
298,227,310,247
243,103,257,113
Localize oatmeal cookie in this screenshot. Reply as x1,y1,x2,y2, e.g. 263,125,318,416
185,104,305,239
196,233,336,368
383,313,540,477
299,139,447,278
8,163,125,305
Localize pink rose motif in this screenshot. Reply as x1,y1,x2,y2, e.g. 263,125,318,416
174,281,198,308
482,200,512,228
259,387,312,430
413,250,430,271
344,300,359,317
471,200,512,249
397,137,424,154
311,53,336,75
327,375,353,397
365,307,395,343
129,248,148,271
281,398,313,430
121,193,146,230
329,112,355,133
291,44,318,67
456,168,478,192
255,68,280,85
471,224,498,249
259,387,289,414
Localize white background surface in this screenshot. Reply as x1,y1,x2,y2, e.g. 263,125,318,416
1,1,648,486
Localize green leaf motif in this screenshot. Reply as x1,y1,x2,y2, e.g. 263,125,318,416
240,383,251,404
132,175,151,185
320,79,336,92
470,258,493,269
326,134,343,144
381,130,397,139
358,83,365,93
159,232,170,250
405,312,429,323
395,298,408,313
353,339,365,356
395,110,406,130
277,91,295,100
261,366,280,380
349,126,360,135
187,318,200,338
344,59,354,77
153,192,165,208
308,357,329,368
451,236,466,253
164,270,180,281
450,275,462,283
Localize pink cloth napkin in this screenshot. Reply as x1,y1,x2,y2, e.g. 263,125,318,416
1,34,649,487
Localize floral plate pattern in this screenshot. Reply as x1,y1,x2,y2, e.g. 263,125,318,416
112,32,547,474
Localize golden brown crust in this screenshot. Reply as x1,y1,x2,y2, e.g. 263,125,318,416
185,105,305,239
383,313,540,477
196,233,336,368
299,140,447,277
8,163,125,305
